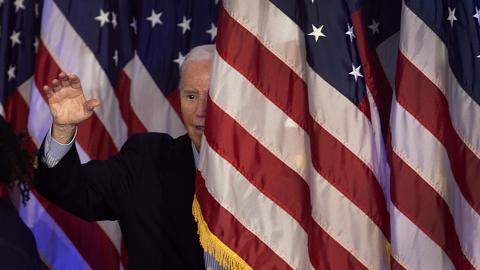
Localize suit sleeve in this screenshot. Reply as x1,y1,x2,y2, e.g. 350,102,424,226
36,134,147,221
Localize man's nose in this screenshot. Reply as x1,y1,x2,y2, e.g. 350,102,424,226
196,95,208,118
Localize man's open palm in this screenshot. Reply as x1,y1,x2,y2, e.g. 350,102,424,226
44,73,100,125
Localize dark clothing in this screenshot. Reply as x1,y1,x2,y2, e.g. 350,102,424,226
36,133,204,269
0,199,41,270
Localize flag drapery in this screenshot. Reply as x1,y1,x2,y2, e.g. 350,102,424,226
2,0,480,269
195,0,480,269
390,1,480,269
1,0,218,269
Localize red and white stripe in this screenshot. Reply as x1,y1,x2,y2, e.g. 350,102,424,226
40,0,127,151
198,0,391,269
123,54,185,136
19,192,92,270
5,78,33,134
389,3,480,270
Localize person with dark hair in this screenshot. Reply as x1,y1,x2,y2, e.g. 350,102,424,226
0,116,41,270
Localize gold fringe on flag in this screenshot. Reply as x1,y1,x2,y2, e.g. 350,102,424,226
386,240,391,263
192,196,252,270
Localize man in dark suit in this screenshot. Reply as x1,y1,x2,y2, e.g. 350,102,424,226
37,45,219,269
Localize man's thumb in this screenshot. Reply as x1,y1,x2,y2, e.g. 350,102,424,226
85,99,101,111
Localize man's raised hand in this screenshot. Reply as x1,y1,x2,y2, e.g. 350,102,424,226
43,73,100,143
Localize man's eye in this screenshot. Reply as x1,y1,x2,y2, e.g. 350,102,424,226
187,94,196,100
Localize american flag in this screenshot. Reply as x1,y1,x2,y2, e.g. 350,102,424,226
390,1,480,269
195,0,480,269
2,0,480,269
1,0,218,269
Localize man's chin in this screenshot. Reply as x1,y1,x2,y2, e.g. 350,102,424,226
187,129,202,143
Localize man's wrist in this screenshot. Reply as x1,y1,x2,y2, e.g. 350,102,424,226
52,123,76,144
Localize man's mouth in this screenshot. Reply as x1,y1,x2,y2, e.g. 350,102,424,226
194,125,205,131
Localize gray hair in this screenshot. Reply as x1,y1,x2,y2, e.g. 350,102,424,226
180,44,215,73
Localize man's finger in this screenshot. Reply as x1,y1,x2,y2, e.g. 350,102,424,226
68,74,82,89
43,85,54,99
59,72,70,87
50,79,61,92
85,99,101,111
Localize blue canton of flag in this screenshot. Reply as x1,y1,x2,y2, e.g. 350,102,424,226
0,0,41,127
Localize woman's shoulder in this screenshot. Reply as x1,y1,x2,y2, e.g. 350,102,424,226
0,199,34,243
0,199,40,269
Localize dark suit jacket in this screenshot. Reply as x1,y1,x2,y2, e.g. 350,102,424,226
0,199,41,270
36,133,205,269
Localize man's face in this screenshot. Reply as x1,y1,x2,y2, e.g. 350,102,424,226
179,60,211,151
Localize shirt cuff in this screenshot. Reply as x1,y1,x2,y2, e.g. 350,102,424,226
42,126,77,168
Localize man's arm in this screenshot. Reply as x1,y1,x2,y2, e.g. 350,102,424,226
42,127,76,168
36,73,130,221
36,132,147,221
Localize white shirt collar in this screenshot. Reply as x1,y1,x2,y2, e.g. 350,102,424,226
191,142,199,169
